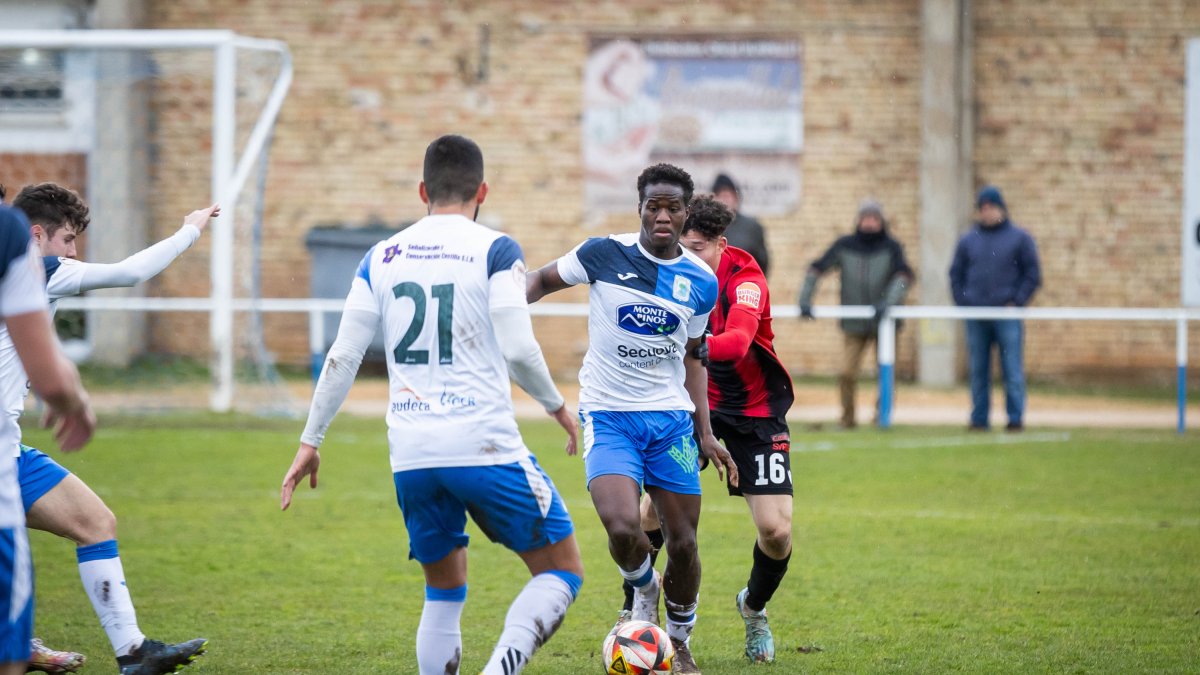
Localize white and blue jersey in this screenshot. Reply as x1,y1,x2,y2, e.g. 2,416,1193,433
556,233,718,413
0,208,46,531
0,257,72,462
346,214,535,473
0,207,41,661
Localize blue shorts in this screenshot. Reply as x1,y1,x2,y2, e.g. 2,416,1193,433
16,446,69,513
581,410,701,495
393,456,574,565
0,527,33,663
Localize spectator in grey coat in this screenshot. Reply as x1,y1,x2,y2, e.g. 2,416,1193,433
712,174,770,277
949,185,1041,431
799,199,913,428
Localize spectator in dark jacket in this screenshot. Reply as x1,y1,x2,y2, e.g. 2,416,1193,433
949,185,1041,431
799,199,913,428
712,173,770,277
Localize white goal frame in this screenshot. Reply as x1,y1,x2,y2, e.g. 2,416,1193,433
0,29,293,412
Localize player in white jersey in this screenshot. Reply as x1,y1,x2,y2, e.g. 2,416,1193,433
527,163,739,674
0,200,94,675
281,135,582,675
8,183,210,675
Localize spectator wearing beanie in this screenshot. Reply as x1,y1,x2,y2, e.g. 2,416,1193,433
711,173,771,276
798,199,913,428
949,185,1042,431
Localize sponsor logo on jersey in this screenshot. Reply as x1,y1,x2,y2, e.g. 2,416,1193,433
616,343,680,360
391,388,432,413
383,244,401,263
617,272,638,281
511,260,527,286
391,399,432,413
672,275,692,302
735,281,762,309
616,303,682,336
440,388,477,409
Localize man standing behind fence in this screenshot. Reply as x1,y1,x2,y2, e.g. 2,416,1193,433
949,185,1041,432
798,199,912,429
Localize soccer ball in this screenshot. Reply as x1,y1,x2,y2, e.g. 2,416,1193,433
602,620,674,674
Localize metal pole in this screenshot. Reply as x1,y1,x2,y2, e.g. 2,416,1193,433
1178,316,1188,434
210,39,237,412
878,316,897,428
309,308,326,387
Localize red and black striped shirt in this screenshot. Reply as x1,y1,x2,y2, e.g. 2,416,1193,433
706,246,794,419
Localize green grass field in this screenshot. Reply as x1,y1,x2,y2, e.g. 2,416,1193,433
21,415,1199,674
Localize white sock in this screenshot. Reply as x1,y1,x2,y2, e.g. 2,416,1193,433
417,585,466,675
619,554,655,589
76,540,144,656
482,571,580,675
665,597,698,644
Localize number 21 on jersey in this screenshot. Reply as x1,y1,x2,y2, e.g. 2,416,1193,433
392,282,455,365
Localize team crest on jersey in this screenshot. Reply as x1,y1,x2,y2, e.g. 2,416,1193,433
617,303,682,336
671,275,692,302
735,282,762,309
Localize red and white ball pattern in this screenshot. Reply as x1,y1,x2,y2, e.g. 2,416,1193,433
603,620,674,675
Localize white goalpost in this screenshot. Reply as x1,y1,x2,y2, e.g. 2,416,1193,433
0,29,292,412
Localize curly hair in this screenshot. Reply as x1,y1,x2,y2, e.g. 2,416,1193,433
683,193,734,241
636,163,694,205
12,183,90,236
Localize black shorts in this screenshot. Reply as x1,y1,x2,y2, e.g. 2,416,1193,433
710,411,793,497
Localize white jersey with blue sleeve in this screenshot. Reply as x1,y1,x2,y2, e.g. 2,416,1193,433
556,233,717,413
0,206,47,528
346,214,534,472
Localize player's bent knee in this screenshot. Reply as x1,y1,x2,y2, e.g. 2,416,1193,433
74,504,117,546
605,521,646,550
664,532,697,562
758,525,792,558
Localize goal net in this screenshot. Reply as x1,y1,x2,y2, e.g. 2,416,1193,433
0,30,297,416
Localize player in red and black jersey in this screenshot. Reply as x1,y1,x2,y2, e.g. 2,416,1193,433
682,195,795,663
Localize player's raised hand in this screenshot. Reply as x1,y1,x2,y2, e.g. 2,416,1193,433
183,203,220,233
699,433,738,488
280,443,320,510
550,404,579,456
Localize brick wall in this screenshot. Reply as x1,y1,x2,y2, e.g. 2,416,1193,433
139,0,1199,385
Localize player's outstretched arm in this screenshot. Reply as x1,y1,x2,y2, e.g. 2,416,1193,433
62,203,219,296
7,310,95,452
525,261,571,304
684,336,737,487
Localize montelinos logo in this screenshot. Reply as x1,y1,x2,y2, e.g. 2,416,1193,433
616,303,681,336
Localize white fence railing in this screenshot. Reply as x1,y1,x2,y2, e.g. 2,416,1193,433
55,297,1199,432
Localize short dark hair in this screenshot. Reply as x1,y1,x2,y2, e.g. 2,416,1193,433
12,183,90,236
637,163,694,206
683,194,734,241
423,135,484,205
0,184,6,202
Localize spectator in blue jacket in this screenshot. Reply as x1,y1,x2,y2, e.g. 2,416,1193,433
949,185,1041,431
